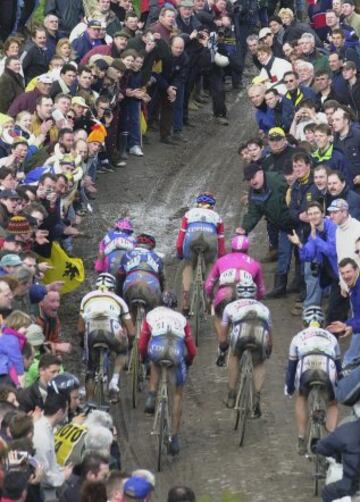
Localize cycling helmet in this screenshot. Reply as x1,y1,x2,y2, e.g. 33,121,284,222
196,192,216,207
47,372,80,396
114,218,133,233
95,273,116,292
161,291,178,309
302,305,325,328
231,235,249,252
235,272,257,299
136,233,156,249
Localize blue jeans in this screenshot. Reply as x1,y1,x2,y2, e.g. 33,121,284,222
127,99,141,148
277,230,292,275
343,332,360,366
267,220,279,249
303,262,322,308
173,83,185,133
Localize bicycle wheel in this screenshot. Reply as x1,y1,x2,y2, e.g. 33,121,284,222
234,351,253,447
132,305,145,408
94,349,107,406
194,284,201,347
157,400,167,472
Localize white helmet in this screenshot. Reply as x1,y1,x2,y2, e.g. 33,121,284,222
95,273,116,292
236,271,257,299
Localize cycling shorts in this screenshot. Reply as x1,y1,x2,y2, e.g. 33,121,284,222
148,335,187,386
230,319,270,364
85,325,128,377
183,227,218,264
295,353,336,398
105,250,126,276
123,271,161,309
214,286,236,316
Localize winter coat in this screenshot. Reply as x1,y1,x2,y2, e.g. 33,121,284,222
325,185,360,221
20,43,52,83
0,327,26,385
283,84,319,110
289,172,320,239
262,144,295,173
334,125,360,178
7,88,42,117
0,68,25,114
44,0,84,35
242,171,294,233
71,32,104,63
312,144,354,187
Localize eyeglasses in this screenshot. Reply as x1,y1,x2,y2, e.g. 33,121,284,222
284,79,295,83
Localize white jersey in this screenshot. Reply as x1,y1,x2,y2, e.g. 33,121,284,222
80,289,130,323
145,306,187,339
222,299,271,328
185,207,222,226
289,327,340,361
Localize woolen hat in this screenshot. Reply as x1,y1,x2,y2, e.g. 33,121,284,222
26,324,45,346
7,216,31,235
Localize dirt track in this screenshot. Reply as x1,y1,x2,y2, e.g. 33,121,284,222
63,88,321,501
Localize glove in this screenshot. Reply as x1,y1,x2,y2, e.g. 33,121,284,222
284,385,294,398
216,345,228,367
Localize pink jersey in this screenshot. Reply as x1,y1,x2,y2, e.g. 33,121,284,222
204,252,266,305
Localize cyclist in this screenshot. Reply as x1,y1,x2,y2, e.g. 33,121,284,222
47,372,81,421
218,275,272,418
118,233,165,311
176,192,225,315
138,291,197,456
78,273,135,401
205,235,266,339
95,218,135,275
285,306,341,455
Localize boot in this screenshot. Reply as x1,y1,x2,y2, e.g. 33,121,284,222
119,134,128,160
265,273,287,299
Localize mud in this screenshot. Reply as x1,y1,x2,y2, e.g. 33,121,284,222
62,89,324,501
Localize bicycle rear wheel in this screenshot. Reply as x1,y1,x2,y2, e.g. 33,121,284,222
132,305,145,408
157,400,167,472
234,351,253,447
94,349,108,406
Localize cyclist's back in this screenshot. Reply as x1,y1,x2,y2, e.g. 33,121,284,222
119,233,164,309
95,218,135,274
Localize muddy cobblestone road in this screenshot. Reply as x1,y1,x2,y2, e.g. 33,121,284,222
63,90,324,501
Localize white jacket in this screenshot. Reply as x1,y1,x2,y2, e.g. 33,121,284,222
259,56,292,96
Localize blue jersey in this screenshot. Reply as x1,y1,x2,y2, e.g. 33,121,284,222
120,247,164,276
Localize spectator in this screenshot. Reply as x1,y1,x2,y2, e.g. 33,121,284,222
18,353,61,412
299,32,329,72
341,60,360,120
263,88,294,132
33,392,73,499
294,60,315,89
72,20,104,63
314,69,338,105
105,470,127,502
21,28,52,84
123,476,153,502
257,44,292,95
8,74,53,118
37,291,71,354
0,190,21,229
43,14,63,58
283,70,318,109
0,470,29,502
328,53,348,103
45,0,84,36
258,26,284,58
50,64,78,99
330,28,360,69
236,162,294,298
80,480,107,502
342,0,360,37
0,57,25,115
326,170,360,219
262,127,295,173
332,106,360,187
289,98,327,140
56,38,75,63
0,38,22,77
0,279,14,319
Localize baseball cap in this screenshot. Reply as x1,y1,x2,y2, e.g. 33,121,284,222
259,27,272,39
38,74,53,84
132,470,156,489
243,162,263,181
123,476,153,499
268,127,286,140
179,0,194,6
0,254,22,268
327,198,349,212
0,189,20,200
71,97,89,108
88,19,102,28
26,324,45,347
113,30,131,39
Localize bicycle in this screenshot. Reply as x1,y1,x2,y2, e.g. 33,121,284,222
234,346,255,447
306,379,329,496
151,359,173,472
128,299,147,409
189,248,207,346
92,339,111,407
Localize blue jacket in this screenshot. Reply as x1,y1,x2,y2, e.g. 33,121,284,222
332,70,350,104
346,275,360,334
255,99,294,133
299,218,338,279
71,32,104,63
312,144,354,187
283,85,319,110
316,419,360,482
0,327,25,378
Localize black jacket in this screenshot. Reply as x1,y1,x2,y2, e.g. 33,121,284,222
0,68,24,113
44,0,84,35
262,144,295,173
21,43,52,83
18,380,45,412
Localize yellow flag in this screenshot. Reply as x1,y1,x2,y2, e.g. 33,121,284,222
141,111,147,135
41,242,85,294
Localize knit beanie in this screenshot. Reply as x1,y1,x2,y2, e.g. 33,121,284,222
7,216,31,235
87,123,107,144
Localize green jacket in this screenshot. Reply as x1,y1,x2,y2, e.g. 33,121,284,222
242,171,294,234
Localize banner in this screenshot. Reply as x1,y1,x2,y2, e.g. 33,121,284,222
41,242,85,294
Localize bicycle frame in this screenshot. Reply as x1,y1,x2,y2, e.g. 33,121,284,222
151,361,172,471
189,251,207,346
128,300,146,408
234,348,255,446
93,343,110,407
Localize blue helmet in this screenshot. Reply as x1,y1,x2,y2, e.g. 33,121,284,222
196,192,216,207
